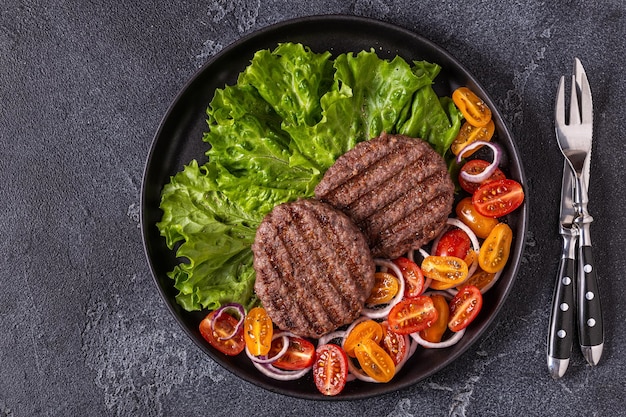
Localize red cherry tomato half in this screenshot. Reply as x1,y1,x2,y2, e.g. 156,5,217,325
381,321,408,366
434,228,472,260
199,310,245,356
388,296,439,335
313,344,348,397
448,285,483,332
472,179,524,218
458,159,506,194
268,336,315,371
392,256,425,298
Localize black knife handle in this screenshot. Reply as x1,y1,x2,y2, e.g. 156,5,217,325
577,245,603,347
548,256,576,360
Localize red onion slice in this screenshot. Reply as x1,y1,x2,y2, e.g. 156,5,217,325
456,141,501,184
211,303,246,341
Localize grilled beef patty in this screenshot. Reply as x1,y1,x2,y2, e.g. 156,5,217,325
252,198,375,338
315,132,454,259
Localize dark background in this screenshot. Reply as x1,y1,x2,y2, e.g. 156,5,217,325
1,1,624,416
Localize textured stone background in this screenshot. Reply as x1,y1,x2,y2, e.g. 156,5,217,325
1,1,625,416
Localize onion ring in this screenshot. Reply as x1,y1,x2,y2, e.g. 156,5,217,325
245,334,289,364
410,328,466,349
212,303,245,341
361,259,406,318
456,141,501,183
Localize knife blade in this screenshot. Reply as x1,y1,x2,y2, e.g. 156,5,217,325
571,59,603,366
547,160,578,378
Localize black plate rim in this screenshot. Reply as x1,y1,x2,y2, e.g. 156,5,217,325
140,14,529,401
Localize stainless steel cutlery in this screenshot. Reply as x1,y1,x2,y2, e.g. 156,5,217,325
548,58,603,378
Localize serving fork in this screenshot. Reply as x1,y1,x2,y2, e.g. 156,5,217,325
548,58,603,378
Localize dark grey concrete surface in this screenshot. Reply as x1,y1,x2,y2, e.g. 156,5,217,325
1,1,625,416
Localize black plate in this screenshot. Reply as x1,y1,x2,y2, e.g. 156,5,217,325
141,15,528,400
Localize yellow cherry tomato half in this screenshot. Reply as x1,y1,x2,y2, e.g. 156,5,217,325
451,120,495,156
343,319,383,358
463,268,497,291
452,87,492,127
455,197,499,239
421,256,469,285
478,222,513,273
243,307,274,356
419,294,450,343
353,338,396,383
366,272,400,305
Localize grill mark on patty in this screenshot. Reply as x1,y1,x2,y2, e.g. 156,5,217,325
280,203,349,329
269,205,335,336
253,220,321,334
317,139,427,209
370,192,452,258
364,170,452,239
314,132,454,259
347,156,443,223
300,199,375,309
314,134,410,198
252,199,375,338
288,202,362,320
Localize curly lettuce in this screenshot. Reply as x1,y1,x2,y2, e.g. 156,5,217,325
157,43,462,311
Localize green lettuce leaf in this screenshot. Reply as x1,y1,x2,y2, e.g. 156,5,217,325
157,43,462,312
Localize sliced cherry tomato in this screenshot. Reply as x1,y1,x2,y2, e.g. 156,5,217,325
381,321,408,365
243,307,273,356
353,338,396,383
343,319,383,357
313,344,348,396
448,285,483,332
388,296,438,335
392,256,424,298
435,228,472,259
419,294,450,343
421,256,469,285
199,310,245,356
472,179,524,218
451,120,495,156
458,159,506,195
366,272,400,305
478,222,513,273
452,86,492,127
268,335,315,371
455,197,499,239
463,268,497,291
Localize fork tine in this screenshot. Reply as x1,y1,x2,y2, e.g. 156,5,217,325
574,58,593,124
569,74,581,125
555,76,566,126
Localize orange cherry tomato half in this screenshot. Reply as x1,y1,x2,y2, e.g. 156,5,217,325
313,344,348,396
452,86,492,127
472,178,524,218
463,268,497,291
366,272,400,305
199,310,245,356
388,296,438,335
458,159,506,195
243,307,273,356
478,222,513,273
381,321,408,366
451,120,495,156
448,285,483,332
268,335,315,371
392,256,425,298
419,294,450,343
353,338,396,383
343,319,383,357
421,256,469,284
455,197,499,239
